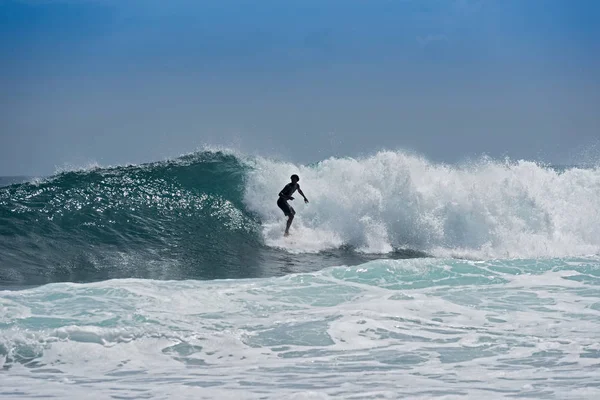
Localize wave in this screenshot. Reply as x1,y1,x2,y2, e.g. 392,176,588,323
244,151,600,258
1,149,600,285
2,256,600,398
0,151,264,284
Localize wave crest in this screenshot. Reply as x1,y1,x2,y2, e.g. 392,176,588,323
244,151,600,258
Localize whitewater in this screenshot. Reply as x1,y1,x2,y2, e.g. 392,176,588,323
1,150,600,399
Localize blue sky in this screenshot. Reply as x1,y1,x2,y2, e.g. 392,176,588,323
1,0,599,175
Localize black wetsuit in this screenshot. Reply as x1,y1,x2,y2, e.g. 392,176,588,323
277,183,299,216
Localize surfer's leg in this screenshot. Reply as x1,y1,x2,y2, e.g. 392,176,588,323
284,214,294,236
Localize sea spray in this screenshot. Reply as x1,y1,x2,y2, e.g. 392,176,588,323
244,151,600,258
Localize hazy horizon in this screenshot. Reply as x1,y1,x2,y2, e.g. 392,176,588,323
2,0,599,176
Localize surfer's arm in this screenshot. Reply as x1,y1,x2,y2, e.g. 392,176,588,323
298,187,309,203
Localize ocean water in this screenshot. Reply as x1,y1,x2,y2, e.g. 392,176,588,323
1,150,600,399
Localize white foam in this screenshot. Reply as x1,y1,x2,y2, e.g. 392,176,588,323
2,257,600,399
243,151,600,258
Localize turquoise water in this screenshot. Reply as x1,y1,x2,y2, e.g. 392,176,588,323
1,150,600,398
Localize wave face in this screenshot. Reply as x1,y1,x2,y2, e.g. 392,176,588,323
2,257,600,398
2,150,600,285
0,152,266,284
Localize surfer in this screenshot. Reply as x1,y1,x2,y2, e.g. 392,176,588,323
277,174,309,236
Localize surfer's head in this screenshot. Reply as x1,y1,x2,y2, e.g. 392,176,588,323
290,174,299,183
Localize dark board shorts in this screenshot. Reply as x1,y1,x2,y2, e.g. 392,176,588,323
277,197,295,217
